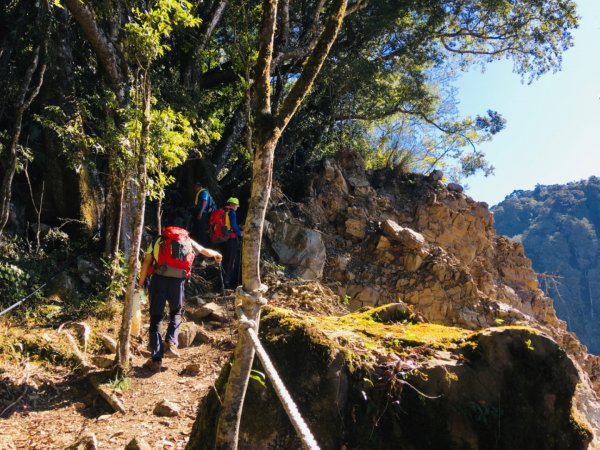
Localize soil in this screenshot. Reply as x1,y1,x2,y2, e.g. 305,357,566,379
0,314,235,450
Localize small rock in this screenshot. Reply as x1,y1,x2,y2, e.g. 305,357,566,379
98,333,117,353
429,169,444,181
97,414,112,421
124,436,152,450
153,400,181,417
178,322,198,348
344,218,366,240
92,354,115,369
193,327,212,345
183,363,201,376
447,182,464,193
73,402,87,410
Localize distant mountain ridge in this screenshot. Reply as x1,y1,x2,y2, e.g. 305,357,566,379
493,177,600,354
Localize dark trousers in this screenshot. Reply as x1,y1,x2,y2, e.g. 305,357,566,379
221,238,240,289
191,212,210,247
148,275,185,361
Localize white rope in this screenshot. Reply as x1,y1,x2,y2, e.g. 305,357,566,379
238,309,321,450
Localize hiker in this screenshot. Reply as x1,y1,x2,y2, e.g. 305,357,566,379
217,197,242,289
137,226,222,371
191,182,216,247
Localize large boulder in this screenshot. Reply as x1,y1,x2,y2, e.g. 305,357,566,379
269,222,326,280
187,305,598,449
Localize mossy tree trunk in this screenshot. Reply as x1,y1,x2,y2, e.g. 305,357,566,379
214,0,347,448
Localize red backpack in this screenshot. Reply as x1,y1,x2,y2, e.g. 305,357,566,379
208,208,231,244
149,226,195,279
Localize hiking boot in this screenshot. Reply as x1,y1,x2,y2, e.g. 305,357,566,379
143,358,162,372
164,342,180,359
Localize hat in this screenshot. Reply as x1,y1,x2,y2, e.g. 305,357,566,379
226,197,240,206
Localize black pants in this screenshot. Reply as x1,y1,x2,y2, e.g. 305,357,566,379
220,238,240,289
191,212,210,247
148,275,185,361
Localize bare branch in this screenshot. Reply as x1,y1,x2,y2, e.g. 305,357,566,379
274,0,348,133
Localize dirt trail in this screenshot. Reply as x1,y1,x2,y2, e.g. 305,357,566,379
0,325,233,449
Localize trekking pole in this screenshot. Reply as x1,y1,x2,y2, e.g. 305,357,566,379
218,262,235,341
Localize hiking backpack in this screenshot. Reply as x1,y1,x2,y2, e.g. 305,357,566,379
208,208,231,244
195,189,217,215
150,226,195,279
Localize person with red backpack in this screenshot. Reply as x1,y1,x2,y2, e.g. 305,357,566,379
209,197,242,289
137,226,221,372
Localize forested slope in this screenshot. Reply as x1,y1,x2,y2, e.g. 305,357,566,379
493,177,600,354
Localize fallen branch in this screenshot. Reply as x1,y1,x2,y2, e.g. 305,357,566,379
62,330,94,372
89,375,126,413
97,333,117,353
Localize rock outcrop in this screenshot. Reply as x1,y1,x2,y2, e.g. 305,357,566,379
191,152,600,448
300,152,600,393
190,305,596,449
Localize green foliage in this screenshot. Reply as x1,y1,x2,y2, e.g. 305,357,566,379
108,373,131,392
101,250,128,300
146,106,197,200
124,0,200,69
0,261,31,306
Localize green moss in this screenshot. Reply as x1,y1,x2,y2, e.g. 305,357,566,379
261,305,472,371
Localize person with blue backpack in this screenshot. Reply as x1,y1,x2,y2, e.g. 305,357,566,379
137,226,222,372
191,181,216,247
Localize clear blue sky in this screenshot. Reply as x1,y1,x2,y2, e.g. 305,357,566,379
456,0,600,206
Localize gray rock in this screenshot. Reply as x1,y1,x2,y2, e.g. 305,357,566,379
270,222,326,280
76,257,100,285
153,400,181,417
91,354,115,369
429,169,444,181
381,220,427,250
447,182,464,193
178,322,198,348
47,271,79,302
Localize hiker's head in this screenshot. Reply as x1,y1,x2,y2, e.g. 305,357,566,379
194,181,202,191
226,197,239,209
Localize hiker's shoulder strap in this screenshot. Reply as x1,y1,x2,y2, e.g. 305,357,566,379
152,236,164,262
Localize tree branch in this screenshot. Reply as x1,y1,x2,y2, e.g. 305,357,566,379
274,0,348,133
62,0,126,102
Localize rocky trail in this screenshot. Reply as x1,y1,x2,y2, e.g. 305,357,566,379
0,275,343,450
0,297,236,450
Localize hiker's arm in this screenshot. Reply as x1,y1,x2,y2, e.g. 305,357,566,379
191,240,222,262
137,253,153,289
229,210,242,237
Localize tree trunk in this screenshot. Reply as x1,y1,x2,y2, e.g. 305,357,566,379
116,74,151,371
214,1,347,448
